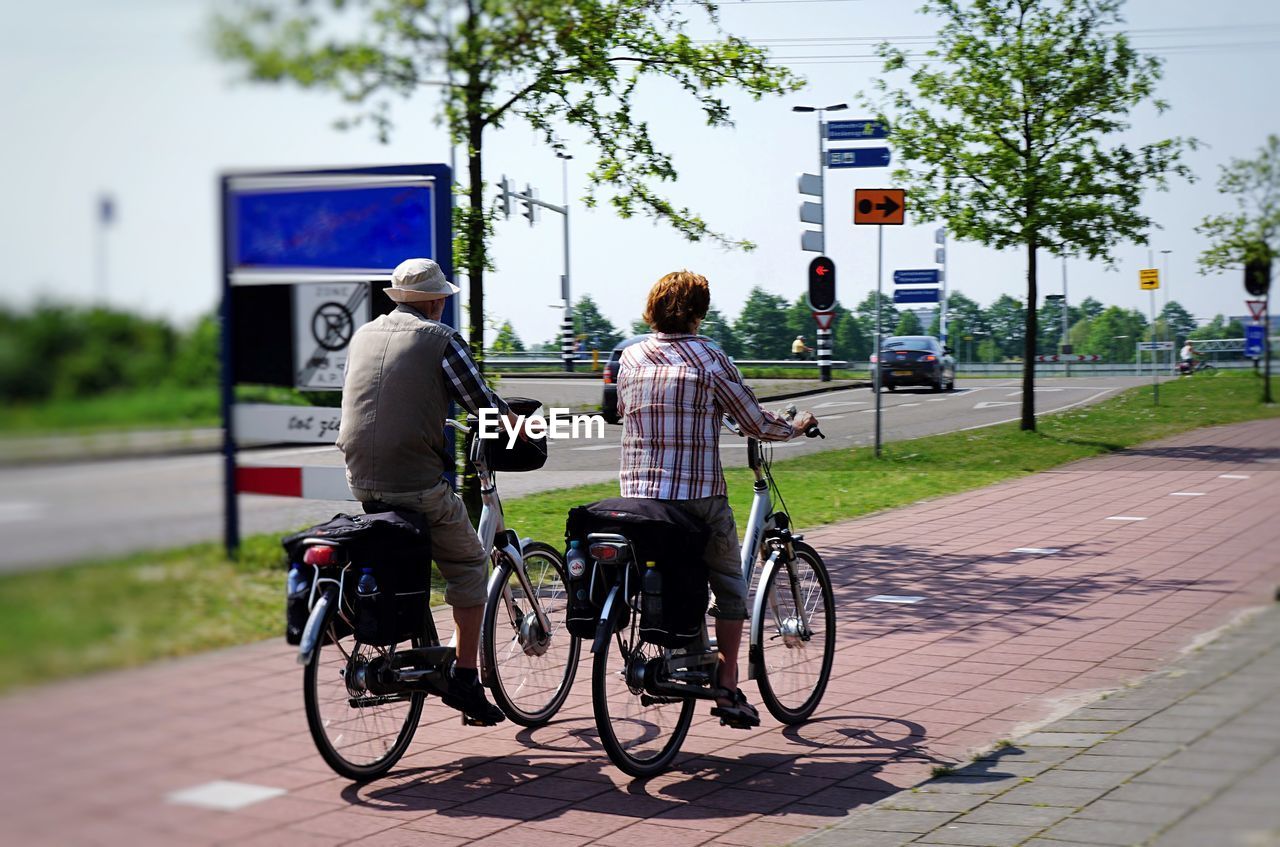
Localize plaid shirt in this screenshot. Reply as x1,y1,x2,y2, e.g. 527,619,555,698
444,337,510,417
617,333,794,500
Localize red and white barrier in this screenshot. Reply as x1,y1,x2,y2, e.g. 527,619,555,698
236,465,356,501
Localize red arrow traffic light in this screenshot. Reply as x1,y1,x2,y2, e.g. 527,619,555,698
808,256,836,311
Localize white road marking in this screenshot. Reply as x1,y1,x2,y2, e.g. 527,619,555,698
166,781,286,811
974,401,1018,409
1107,516,1147,522
895,403,921,408
926,397,948,402
570,444,620,452
1169,492,1206,497
814,400,868,409
1011,547,1061,555
867,594,926,604
1219,474,1250,480
953,388,1120,433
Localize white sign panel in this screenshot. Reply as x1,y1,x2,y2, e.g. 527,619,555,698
293,282,371,390
233,403,342,445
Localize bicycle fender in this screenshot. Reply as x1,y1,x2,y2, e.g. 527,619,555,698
747,551,781,682
297,588,334,667
591,584,624,655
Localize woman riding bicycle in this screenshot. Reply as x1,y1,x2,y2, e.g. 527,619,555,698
615,270,818,728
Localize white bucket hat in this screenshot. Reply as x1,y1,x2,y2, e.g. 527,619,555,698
384,258,460,303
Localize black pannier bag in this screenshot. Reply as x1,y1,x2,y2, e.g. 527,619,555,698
471,396,548,472
565,498,710,647
282,511,432,647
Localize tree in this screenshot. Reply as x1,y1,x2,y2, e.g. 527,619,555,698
734,287,791,358
1081,305,1146,362
572,295,622,350
1078,296,1105,321
701,304,742,358
1190,314,1245,341
986,295,1027,360
854,291,900,342
491,320,525,353
834,308,872,363
1197,134,1278,401
873,0,1194,430
629,318,651,337
895,310,923,335
212,0,801,375
936,291,988,349
1158,301,1197,345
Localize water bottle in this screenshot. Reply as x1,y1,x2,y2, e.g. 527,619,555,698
642,560,663,623
356,567,380,630
286,563,311,598
566,540,588,581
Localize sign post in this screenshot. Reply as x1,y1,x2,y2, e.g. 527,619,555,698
219,164,453,557
854,189,907,457
1244,259,1273,403
1140,268,1160,405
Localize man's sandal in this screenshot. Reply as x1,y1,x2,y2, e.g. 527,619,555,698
710,689,760,730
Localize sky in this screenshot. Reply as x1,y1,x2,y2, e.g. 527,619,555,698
1,0,1277,347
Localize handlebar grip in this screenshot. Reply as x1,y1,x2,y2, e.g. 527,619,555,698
805,424,825,439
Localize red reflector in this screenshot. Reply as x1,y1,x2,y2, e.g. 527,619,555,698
589,544,619,562
922,354,936,361
304,546,337,566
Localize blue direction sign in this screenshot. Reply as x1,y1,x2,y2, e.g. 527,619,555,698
826,119,889,141
894,269,941,285
827,148,892,169
1245,324,1266,357
894,288,940,304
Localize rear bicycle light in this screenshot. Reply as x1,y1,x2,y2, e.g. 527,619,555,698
303,545,338,566
588,543,630,564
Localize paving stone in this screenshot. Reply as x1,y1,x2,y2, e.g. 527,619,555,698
1017,733,1111,748
798,828,913,847
1075,799,1188,826
1057,754,1162,773
877,793,988,814
917,822,1043,846
1105,782,1216,808
841,809,958,834
1130,764,1237,789
955,803,1072,828
1090,739,1186,758
1041,816,1164,845
992,784,1109,808
1027,769,1130,791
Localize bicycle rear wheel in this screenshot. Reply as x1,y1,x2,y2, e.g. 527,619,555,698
592,634,694,778
754,541,835,725
482,541,579,727
303,596,424,781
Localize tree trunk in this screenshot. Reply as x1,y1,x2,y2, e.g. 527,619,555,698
1021,239,1038,431
461,84,485,521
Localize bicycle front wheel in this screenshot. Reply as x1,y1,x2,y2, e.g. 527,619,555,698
592,635,694,778
303,598,424,781
755,541,836,725
482,541,579,727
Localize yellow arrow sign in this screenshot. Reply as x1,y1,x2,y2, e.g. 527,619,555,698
1139,268,1160,290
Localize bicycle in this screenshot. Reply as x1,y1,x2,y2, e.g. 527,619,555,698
584,407,837,777
1179,359,1215,375
293,411,577,781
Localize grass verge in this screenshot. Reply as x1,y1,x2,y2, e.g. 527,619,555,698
1,372,1275,693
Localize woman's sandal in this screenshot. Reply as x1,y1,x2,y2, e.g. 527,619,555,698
710,688,761,730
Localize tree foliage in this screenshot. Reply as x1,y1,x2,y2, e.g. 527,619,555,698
734,287,792,358
872,0,1194,429
212,0,802,367
491,320,525,352
1197,134,1280,273
572,295,623,349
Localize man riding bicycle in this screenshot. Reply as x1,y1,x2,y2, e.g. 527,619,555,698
337,257,518,726
616,270,818,728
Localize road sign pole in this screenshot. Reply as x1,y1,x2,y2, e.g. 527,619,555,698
817,326,832,382
1266,292,1274,404
875,225,883,458
218,177,240,559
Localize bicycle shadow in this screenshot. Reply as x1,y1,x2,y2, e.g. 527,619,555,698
335,710,952,828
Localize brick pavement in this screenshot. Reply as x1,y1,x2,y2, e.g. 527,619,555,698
794,602,1280,847
1,418,1276,847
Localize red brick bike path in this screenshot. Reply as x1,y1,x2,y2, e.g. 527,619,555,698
2,418,1277,846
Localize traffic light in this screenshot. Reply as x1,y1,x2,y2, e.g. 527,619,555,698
1245,258,1271,296
807,256,836,311
522,185,539,226
499,175,512,219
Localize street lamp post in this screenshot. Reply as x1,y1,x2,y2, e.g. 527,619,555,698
793,102,846,386
1160,249,1173,375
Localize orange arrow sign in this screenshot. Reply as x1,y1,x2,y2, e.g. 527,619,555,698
854,189,906,225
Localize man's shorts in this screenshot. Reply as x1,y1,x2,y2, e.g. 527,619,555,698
666,495,748,621
349,479,488,608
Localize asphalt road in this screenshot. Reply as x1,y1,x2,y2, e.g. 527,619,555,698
0,376,1152,573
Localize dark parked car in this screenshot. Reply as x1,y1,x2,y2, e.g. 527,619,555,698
874,335,956,392
601,334,651,424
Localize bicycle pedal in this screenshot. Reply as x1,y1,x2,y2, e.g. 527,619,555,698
460,713,500,727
